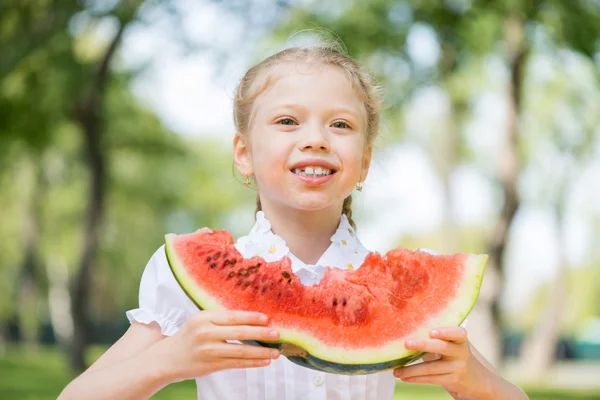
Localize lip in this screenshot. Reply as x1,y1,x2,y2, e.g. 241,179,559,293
291,171,336,185
288,158,338,172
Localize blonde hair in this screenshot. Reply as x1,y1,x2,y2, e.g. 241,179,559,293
234,44,383,230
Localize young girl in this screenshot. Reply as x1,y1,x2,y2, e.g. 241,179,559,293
59,45,528,400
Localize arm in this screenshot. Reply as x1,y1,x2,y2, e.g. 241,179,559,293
58,311,281,400
449,344,528,400
58,322,171,400
395,327,529,400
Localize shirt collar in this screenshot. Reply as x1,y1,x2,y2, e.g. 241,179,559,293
234,211,367,284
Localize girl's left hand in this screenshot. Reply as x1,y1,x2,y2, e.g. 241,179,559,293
393,327,493,399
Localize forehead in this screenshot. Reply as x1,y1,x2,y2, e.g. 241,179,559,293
253,62,367,119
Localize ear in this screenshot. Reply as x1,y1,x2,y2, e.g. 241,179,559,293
359,143,372,182
233,133,252,176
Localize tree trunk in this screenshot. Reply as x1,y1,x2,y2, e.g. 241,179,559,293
438,44,462,254
15,162,46,350
68,22,127,374
519,166,572,380
438,98,461,253
469,16,527,367
47,256,74,353
0,323,6,355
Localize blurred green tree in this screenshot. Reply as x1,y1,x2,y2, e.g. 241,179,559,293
0,0,251,373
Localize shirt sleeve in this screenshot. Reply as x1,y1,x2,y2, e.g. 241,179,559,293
126,245,195,336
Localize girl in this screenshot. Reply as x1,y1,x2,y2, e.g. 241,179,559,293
59,45,528,400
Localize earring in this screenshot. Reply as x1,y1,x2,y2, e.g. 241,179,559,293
244,175,252,187
356,182,363,192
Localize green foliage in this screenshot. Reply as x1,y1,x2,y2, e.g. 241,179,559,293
0,0,251,333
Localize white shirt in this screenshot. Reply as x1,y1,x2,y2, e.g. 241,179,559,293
126,212,397,399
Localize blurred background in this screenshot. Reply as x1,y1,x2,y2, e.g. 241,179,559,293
1,0,599,399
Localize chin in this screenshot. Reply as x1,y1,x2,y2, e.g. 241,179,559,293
285,194,340,211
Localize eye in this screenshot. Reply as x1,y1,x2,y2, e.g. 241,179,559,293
277,118,297,126
332,120,350,129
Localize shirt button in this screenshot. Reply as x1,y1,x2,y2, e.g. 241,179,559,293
313,374,324,386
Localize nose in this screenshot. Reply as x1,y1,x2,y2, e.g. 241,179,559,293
298,122,330,152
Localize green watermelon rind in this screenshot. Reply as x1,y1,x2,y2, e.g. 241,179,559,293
165,233,487,368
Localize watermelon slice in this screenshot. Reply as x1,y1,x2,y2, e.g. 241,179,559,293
164,230,487,375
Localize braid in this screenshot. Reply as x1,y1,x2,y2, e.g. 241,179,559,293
342,195,357,230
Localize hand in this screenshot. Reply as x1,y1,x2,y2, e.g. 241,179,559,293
393,327,493,399
155,310,281,383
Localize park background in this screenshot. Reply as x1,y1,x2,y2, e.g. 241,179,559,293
1,0,599,399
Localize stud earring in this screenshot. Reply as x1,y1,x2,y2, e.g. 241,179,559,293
356,182,363,192
244,175,252,187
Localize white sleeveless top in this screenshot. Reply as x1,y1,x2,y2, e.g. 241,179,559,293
126,212,398,399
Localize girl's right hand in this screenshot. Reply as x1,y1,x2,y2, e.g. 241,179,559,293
155,310,281,383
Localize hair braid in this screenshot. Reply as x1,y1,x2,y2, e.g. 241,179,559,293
342,195,356,230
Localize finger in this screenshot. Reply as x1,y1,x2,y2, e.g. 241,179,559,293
209,343,280,360
405,338,462,358
394,360,455,379
421,352,442,362
212,325,280,342
399,373,453,386
206,310,270,327
213,358,272,371
430,327,467,344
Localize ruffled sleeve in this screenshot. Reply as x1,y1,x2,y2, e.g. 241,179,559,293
126,245,197,336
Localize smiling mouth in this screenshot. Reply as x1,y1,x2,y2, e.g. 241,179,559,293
291,166,336,178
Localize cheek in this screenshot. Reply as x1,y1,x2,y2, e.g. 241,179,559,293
337,138,366,175
249,133,289,173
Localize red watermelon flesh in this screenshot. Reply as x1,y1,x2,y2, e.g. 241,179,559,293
165,229,487,374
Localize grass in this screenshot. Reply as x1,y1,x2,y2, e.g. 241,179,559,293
1,346,598,400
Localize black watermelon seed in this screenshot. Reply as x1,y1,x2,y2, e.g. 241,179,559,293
333,298,338,306
262,287,268,294
240,269,248,275
228,272,235,278
287,279,292,284
210,263,217,269
244,282,250,287
342,298,347,306
206,257,212,262
282,271,291,279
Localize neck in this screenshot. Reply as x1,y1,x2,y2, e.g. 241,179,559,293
259,198,343,265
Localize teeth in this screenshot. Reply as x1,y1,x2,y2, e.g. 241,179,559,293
293,166,333,177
